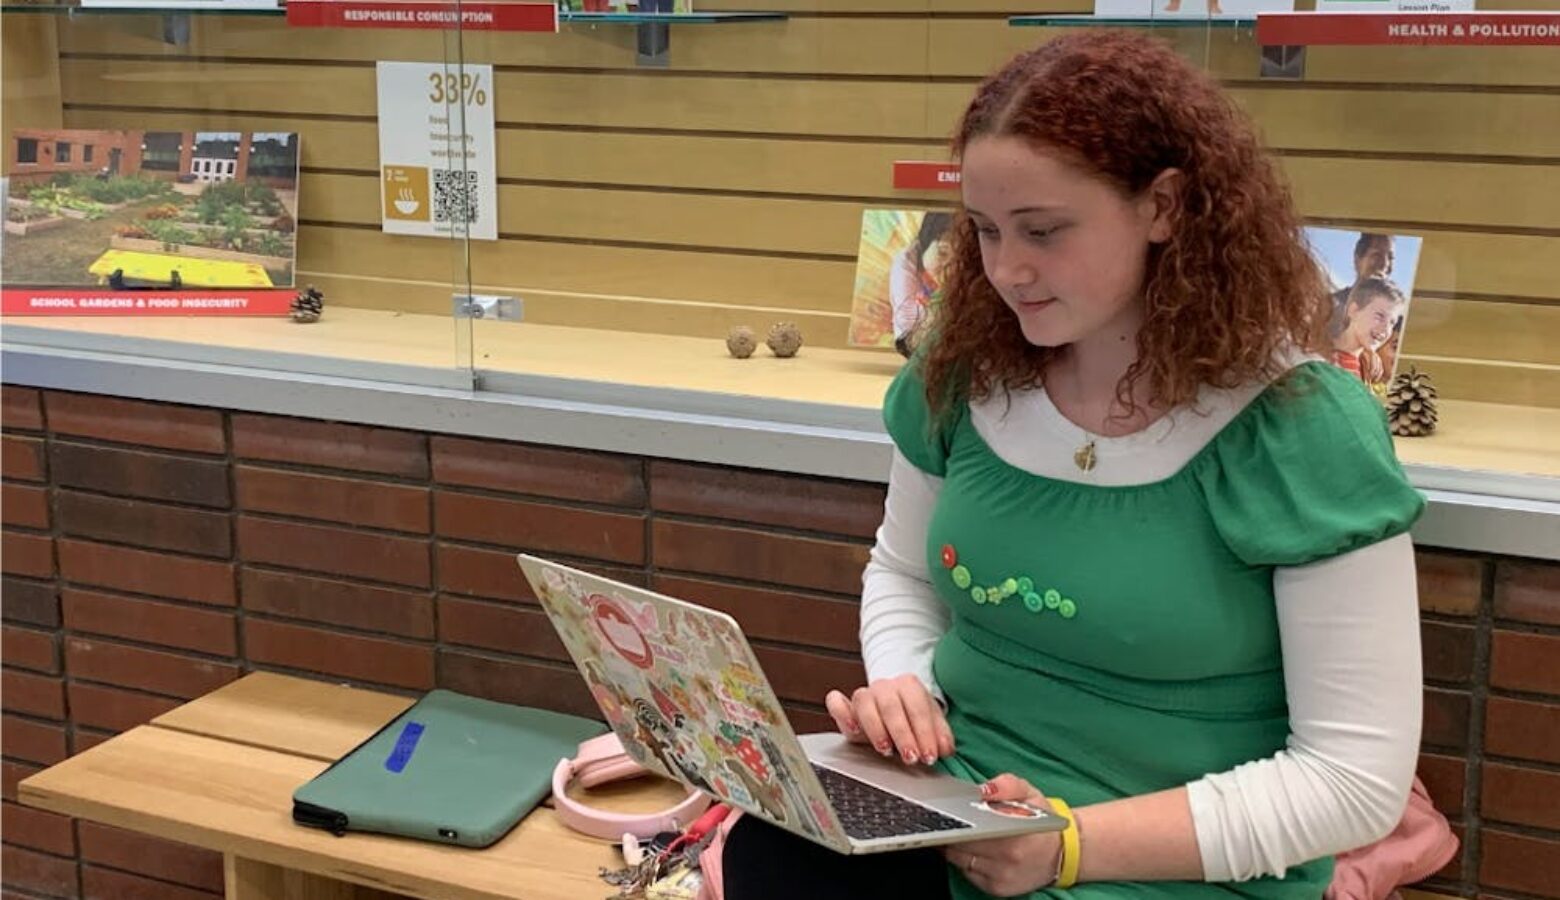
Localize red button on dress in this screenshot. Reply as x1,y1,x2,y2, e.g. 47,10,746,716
941,544,957,569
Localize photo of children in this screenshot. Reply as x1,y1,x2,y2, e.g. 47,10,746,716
846,217,1423,396
1304,226,1423,402
847,209,954,356
3,129,298,290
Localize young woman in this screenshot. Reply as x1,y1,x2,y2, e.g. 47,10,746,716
723,30,1424,900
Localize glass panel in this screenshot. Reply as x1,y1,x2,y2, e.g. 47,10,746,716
460,4,1555,497
1275,14,1559,492
459,4,1229,419
0,3,475,387
464,0,943,423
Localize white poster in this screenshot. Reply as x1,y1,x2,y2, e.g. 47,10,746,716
1315,0,1475,10
376,61,497,241
1094,0,1293,17
80,1,279,8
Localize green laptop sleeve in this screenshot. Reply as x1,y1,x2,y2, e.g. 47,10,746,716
292,689,607,848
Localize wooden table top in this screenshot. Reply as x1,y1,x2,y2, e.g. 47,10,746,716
19,672,695,900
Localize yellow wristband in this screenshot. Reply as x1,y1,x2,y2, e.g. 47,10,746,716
1048,798,1081,889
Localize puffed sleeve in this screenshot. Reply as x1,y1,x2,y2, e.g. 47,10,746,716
1199,362,1426,567
882,361,956,478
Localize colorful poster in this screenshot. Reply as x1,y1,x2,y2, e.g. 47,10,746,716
3,129,299,291
1305,226,1423,401
376,62,498,241
847,209,954,354
1094,0,1293,18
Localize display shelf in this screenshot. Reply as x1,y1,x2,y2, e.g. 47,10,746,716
558,10,789,66
5,310,1558,482
558,11,785,25
0,2,281,15
0,309,890,410
4,313,1555,556
0,1,281,45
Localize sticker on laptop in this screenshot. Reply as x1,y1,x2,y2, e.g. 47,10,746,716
971,799,1051,820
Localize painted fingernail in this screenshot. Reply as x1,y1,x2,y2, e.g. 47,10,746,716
902,750,916,764
923,753,938,765
979,782,994,797
845,718,859,733
876,741,892,755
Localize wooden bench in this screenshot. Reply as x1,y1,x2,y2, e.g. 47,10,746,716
18,671,1468,900
18,672,693,900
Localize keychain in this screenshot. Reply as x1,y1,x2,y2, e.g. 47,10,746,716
599,830,686,898
645,864,703,900
597,806,731,899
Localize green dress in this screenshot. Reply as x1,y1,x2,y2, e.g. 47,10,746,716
882,361,1425,900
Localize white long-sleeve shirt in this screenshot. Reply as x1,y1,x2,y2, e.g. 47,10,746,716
861,374,1422,882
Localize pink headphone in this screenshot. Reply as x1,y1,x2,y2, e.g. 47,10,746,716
551,733,712,841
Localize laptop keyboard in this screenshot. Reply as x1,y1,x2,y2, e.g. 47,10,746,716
810,764,972,841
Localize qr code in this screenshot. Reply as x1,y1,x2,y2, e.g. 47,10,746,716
432,168,479,224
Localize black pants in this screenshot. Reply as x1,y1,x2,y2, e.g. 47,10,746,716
721,815,953,900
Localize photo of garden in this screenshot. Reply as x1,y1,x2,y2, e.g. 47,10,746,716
3,129,298,289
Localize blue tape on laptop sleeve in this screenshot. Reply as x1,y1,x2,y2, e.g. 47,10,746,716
384,721,425,773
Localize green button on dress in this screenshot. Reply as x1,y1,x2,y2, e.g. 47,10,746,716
882,361,1425,900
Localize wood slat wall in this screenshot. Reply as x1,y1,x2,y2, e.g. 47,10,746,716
6,1,1559,404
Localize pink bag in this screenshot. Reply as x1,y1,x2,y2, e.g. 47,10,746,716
695,808,743,900
1325,776,1460,900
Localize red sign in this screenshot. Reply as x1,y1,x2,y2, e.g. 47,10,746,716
893,161,961,191
2,289,296,317
1257,12,1560,46
286,1,558,32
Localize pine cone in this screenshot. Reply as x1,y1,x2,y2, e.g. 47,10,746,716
1387,366,1438,437
291,284,324,324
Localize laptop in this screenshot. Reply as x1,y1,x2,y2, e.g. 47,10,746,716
517,554,1067,854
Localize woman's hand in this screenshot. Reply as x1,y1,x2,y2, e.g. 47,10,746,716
824,674,954,765
944,774,1065,897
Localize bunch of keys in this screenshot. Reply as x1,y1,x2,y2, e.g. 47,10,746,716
599,830,680,898
597,805,731,900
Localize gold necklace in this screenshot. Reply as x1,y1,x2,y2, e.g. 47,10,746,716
1049,363,1100,472
1073,434,1098,472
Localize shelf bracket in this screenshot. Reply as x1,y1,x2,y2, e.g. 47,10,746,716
636,20,671,67
1259,44,1306,80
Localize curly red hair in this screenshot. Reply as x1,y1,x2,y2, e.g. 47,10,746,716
922,30,1328,417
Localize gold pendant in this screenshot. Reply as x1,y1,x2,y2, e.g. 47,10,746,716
1074,440,1097,472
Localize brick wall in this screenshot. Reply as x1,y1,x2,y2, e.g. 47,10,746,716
1,383,1556,900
